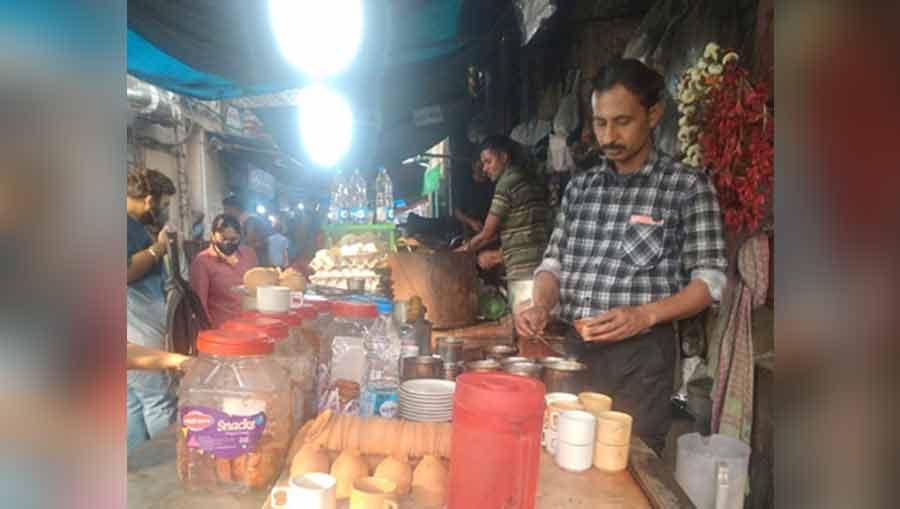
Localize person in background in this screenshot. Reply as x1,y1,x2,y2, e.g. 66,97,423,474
190,210,205,241
515,59,728,455
266,221,290,268
222,194,250,230
453,159,495,235
126,168,178,452
190,214,258,328
458,135,549,286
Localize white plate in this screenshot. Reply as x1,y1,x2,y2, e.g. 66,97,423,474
400,403,454,411
400,414,452,423
400,379,456,396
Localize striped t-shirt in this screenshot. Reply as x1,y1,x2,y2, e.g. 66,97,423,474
489,165,549,279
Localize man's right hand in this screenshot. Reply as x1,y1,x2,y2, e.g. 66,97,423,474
515,304,551,337
154,226,171,256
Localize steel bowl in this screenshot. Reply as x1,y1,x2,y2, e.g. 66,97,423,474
542,359,589,394
437,336,465,364
503,361,544,379
500,356,531,367
465,359,502,372
484,344,518,360
442,361,465,381
401,355,442,381
537,356,567,367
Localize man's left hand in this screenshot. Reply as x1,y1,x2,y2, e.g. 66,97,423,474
581,305,656,343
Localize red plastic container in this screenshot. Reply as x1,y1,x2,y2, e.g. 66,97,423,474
448,372,546,509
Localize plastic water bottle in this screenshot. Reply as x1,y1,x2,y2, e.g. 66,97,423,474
375,167,395,224
329,170,348,224
360,300,401,418
349,169,369,224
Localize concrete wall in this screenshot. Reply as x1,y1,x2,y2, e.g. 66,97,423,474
128,122,227,239
183,127,227,237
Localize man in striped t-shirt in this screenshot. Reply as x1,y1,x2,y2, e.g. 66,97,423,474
458,135,549,280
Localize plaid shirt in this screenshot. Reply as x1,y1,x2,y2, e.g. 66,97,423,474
535,150,727,322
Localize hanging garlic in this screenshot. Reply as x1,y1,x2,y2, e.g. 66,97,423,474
703,42,720,60
722,52,740,64
707,64,724,76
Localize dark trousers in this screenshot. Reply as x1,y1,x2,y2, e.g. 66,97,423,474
567,325,676,456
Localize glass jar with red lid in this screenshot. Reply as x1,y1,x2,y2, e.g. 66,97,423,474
177,329,290,493
317,301,378,415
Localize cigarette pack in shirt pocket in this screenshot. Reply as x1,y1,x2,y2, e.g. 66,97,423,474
620,218,665,268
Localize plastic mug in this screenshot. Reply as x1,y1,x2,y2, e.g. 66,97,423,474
593,442,629,472
577,392,613,417
554,439,594,472
545,401,584,453
543,393,579,443
270,472,337,509
595,411,633,447
350,477,399,509
557,410,597,446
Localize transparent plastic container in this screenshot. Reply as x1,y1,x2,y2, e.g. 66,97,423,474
224,317,298,428
360,301,401,418
242,310,317,428
317,301,377,415
177,329,291,493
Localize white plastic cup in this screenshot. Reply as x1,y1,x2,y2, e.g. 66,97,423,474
557,410,597,446
555,440,595,472
270,472,337,509
257,285,292,313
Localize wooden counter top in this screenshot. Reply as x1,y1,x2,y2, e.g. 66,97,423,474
129,426,691,509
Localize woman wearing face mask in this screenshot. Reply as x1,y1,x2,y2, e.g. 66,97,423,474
189,213,258,328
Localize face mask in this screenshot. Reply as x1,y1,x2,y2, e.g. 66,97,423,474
142,199,170,226
215,240,240,256
153,205,170,226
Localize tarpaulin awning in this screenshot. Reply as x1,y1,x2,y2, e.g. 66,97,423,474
127,0,510,174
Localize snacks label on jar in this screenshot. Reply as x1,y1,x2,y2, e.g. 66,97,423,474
180,406,267,460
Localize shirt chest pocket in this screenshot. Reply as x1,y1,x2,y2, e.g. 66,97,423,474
619,222,666,268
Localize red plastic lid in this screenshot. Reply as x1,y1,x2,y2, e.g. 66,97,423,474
305,296,332,314
223,317,289,339
454,372,545,417
197,329,272,356
292,305,317,321
331,300,378,319
241,310,302,326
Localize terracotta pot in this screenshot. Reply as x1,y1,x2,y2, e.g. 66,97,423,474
365,454,385,471
330,449,369,500
411,455,448,508
290,443,331,477
375,455,413,496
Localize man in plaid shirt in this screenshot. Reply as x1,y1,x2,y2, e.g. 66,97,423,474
516,59,727,454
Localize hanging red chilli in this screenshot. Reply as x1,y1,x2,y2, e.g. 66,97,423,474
697,52,774,233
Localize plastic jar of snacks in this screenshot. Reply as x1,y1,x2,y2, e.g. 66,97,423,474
318,301,377,415
224,317,301,427
177,329,291,493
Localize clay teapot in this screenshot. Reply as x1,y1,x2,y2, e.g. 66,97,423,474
290,442,331,477
411,455,448,507
330,449,370,500
375,454,413,496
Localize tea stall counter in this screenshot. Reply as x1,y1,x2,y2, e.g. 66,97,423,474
127,427,691,509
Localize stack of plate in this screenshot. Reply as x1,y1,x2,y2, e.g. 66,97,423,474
399,378,456,422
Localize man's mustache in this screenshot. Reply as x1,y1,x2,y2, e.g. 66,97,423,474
601,144,625,152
